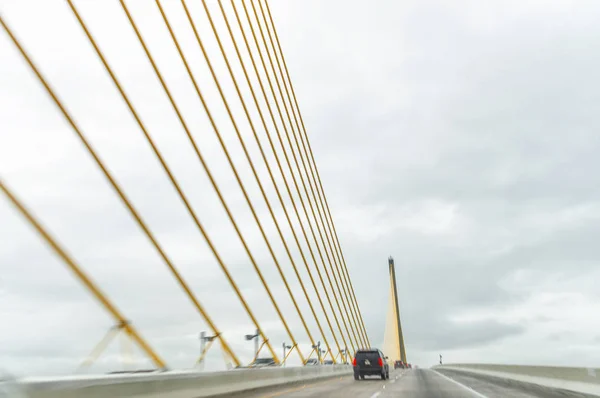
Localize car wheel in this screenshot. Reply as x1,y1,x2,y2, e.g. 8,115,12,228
381,372,386,380
360,375,365,380
354,374,359,381
387,372,390,379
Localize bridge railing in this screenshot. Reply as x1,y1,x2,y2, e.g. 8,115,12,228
14,365,352,398
436,363,600,397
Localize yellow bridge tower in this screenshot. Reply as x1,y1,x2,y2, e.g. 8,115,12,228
382,256,407,363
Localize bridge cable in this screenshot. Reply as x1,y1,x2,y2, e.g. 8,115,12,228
187,0,337,361
258,0,366,345
264,0,371,347
251,0,365,351
239,0,357,356
79,0,294,364
175,0,320,362
44,0,264,368
256,0,368,350
213,0,345,362
225,0,350,360
240,1,355,351
3,7,242,367
231,0,353,358
147,0,307,364
0,181,167,369
261,0,371,345
248,0,363,352
234,0,354,357
0,182,167,370
262,0,371,347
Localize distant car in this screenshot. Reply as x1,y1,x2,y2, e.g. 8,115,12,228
305,358,319,366
251,357,277,368
408,363,412,369
352,348,389,380
394,360,402,369
323,360,334,365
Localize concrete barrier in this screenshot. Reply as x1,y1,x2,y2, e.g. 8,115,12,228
20,365,352,398
435,364,600,397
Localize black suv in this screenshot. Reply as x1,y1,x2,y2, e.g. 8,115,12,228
352,349,389,380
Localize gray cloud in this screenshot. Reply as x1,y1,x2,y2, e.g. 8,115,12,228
414,319,525,351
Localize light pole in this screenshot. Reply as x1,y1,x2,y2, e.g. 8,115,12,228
311,341,321,364
198,331,217,369
245,329,260,360
439,354,442,365
340,348,347,364
282,342,292,367
200,331,206,359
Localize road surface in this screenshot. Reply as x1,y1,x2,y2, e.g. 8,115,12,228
234,368,596,398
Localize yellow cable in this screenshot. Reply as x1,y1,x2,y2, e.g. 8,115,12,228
0,179,166,369
232,0,350,356
262,0,371,346
64,0,244,366
0,18,171,370
247,0,360,353
238,0,355,355
214,0,342,362
197,0,346,361
170,0,318,362
113,0,287,364
226,0,348,360
142,0,298,363
236,0,356,354
253,0,365,350
254,0,367,350
259,0,367,348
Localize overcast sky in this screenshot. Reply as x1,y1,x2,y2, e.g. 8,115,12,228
2,0,600,377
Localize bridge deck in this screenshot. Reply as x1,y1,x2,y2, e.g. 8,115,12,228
236,368,595,398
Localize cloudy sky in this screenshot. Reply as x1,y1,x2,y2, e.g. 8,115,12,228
2,0,600,377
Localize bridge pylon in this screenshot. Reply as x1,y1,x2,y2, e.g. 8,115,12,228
382,256,407,363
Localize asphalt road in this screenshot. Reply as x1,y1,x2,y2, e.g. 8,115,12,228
236,368,597,398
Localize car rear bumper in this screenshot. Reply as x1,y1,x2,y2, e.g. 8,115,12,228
354,367,385,375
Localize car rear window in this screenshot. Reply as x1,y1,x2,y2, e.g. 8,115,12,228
356,351,380,361
255,358,274,364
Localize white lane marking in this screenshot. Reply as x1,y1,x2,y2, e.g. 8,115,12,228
431,370,489,398
369,392,381,398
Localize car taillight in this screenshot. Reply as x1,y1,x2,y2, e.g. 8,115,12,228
378,358,383,367
352,358,357,366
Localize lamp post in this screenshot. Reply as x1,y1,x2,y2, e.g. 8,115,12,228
245,329,259,359
282,342,292,367
198,331,217,369
311,341,321,364
340,348,347,364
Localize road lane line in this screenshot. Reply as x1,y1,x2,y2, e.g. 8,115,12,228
260,376,346,398
369,392,381,398
431,370,489,398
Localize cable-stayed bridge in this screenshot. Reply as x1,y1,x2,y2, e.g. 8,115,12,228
1,1,599,397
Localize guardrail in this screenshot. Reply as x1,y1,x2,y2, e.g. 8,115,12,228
19,365,352,398
435,363,600,397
